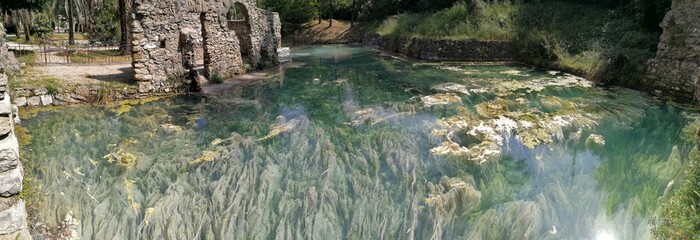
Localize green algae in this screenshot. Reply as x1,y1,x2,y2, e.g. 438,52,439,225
18,45,698,239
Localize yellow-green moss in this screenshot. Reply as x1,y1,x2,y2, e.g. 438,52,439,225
111,96,167,115
18,105,62,119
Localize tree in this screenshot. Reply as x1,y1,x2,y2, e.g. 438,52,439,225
118,0,132,54
86,4,118,44
0,0,46,11
1,0,47,42
31,12,53,40
51,0,86,45
319,0,350,27
22,10,32,41
258,0,319,25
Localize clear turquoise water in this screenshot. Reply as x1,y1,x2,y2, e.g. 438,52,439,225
22,45,697,239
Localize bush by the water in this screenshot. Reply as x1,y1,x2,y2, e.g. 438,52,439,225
652,121,700,239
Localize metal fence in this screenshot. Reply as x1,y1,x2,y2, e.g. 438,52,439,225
9,43,131,65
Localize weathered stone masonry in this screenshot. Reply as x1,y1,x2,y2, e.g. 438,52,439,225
365,34,515,62
130,0,282,93
0,24,30,240
646,0,700,100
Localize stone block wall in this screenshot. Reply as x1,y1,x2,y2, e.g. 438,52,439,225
201,11,244,80
366,34,515,62
130,0,281,93
645,0,700,100
0,24,30,240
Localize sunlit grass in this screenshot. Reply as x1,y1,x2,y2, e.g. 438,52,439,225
376,2,516,40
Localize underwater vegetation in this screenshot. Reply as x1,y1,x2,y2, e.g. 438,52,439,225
19,46,697,239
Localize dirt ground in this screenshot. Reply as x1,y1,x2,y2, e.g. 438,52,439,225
285,19,367,46
19,64,134,86
22,63,281,94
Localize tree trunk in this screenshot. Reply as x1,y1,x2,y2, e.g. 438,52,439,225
317,0,322,24
68,0,75,45
328,2,333,27
119,0,131,54
350,0,356,28
23,23,30,42
21,11,30,42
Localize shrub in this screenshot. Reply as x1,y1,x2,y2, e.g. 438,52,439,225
86,5,119,44
43,78,60,95
653,148,700,239
209,73,224,84
30,13,53,40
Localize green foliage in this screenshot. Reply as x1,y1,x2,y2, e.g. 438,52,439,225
210,73,224,84
258,0,319,24
86,5,119,44
0,0,46,11
653,148,700,239
31,13,53,40
43,77,60,95
376,1,516,40
96,84,112,105
12,49,35,66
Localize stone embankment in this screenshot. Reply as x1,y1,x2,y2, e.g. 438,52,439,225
645,0,700,101
12,85,141,107
0,24,30,240
365,33,515,62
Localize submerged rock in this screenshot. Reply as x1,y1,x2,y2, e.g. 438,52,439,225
475,99,509,118
540,96,576,111
431,82,471,95
489,74,592,96
421,93,462,107
585,134,606,151
431,115,503,163
500,69,530,76
517,127,553,149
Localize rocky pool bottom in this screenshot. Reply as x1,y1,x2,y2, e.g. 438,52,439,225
18,46,699,239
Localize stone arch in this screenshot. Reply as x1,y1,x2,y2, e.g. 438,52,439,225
226,2,253,61
217,0,264,68
130,0,281,92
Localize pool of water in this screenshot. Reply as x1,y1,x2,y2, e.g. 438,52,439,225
22,45,697,239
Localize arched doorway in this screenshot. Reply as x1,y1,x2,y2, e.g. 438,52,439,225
226,3,253,65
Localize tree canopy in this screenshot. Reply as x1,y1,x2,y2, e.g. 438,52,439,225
0,0,47,11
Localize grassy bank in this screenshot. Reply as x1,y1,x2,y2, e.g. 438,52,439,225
374,1,661,86
653,121,700,238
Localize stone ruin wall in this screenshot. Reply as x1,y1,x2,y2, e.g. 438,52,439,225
130,0,281,93
646,0,700,100
0,24,31,240
229,21,252,55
